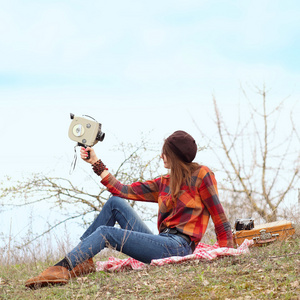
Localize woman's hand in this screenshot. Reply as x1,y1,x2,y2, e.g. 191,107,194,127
80,147,99,165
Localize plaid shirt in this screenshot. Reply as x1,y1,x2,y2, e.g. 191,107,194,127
101,165,233,248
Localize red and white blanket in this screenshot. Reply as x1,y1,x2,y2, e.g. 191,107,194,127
96,239,254,272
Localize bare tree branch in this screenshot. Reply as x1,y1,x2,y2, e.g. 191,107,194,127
0,138,162,247
194,85,300,223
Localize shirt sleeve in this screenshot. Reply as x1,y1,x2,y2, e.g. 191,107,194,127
199,170,234,248
101,173,160,203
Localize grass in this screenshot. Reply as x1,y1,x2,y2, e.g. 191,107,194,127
0,235,299,299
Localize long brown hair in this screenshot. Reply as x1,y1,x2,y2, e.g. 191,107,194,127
162,141,199,201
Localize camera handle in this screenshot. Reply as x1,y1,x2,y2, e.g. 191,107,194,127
85,149,91,160
77,143,90,160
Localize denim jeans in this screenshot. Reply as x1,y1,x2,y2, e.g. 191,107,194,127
66,196,193,267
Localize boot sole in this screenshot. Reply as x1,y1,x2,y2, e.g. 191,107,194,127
25,279,68,289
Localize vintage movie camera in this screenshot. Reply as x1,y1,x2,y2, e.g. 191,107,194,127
68,113,105,161
234,218,254,231
68,113,105,147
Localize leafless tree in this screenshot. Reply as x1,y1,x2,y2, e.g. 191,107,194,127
0,137,162,247
195,85,300,223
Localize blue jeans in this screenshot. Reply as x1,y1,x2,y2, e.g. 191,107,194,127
66,196,193,267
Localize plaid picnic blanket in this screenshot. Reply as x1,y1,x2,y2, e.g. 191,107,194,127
96,239,254,272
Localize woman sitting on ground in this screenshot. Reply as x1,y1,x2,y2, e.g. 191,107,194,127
25,130,233,289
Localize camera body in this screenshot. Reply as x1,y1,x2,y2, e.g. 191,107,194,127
234,218,254,231
68,113,105,147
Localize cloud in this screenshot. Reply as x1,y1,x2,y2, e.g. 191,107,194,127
0,1,299,112
1,1,299,75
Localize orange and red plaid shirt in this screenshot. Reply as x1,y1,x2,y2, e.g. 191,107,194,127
101,165,233,248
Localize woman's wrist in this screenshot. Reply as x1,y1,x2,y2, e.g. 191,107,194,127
92,159,108,176
90,157,99,165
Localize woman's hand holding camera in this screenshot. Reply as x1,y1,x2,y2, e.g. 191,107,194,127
80,147,98,165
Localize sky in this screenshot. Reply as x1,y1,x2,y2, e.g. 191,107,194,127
0,0,299,250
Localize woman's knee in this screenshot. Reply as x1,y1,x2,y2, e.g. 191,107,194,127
107,196,127,209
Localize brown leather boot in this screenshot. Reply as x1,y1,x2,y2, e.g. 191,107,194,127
69,258,96,278
25,266,69,289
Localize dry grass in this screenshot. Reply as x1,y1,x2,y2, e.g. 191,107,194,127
1,231,299,300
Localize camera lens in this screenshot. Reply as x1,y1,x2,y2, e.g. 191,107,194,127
97,131,105,142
